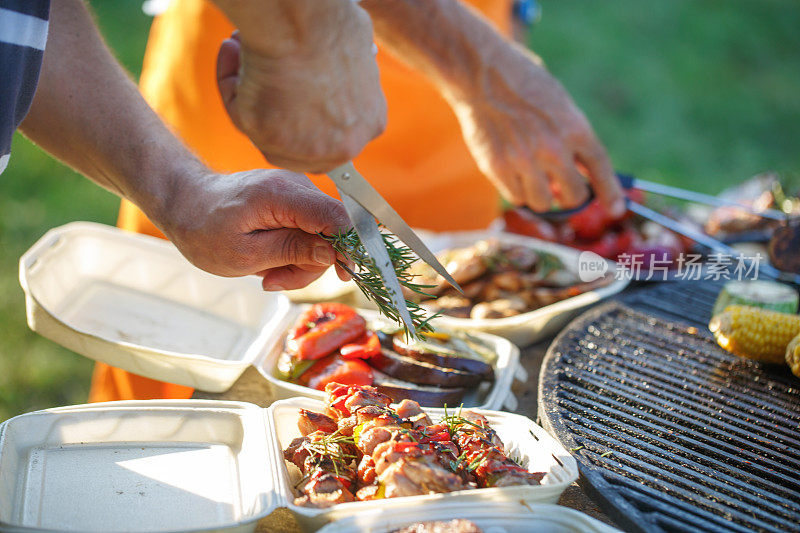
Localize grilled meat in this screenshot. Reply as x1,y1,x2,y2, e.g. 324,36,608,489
298,409,338,436
284,384,543,506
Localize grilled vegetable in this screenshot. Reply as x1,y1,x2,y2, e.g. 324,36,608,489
340,331,381,360
287,303,367,360
276,351,317,380
299,354,374,390
712,280,798,317
370,349,482,388
787,332,800,378
371,370,467,407
709,305,800,363
393,332,494,381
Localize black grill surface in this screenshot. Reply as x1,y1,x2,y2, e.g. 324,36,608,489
539,282,800,533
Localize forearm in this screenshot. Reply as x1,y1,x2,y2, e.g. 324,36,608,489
19,0,207,230
211,0,362,57
362,0,541,100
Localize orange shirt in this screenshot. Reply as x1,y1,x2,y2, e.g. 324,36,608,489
90,0,511,402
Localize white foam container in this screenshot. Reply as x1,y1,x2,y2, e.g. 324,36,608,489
253,306,525,411
0,399,578,533
352,230,630,347
19,223,524,406
0,400,275,533
19,222,292,392
269,397,577,530
316,501,620,532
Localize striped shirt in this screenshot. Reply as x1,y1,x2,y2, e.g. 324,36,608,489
0,0,50,175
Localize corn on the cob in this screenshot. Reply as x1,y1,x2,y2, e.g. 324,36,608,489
708,305,800,363
786,332,800,377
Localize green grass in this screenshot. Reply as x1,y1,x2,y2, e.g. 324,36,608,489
1,1,798,420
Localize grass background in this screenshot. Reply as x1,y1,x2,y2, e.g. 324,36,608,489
1,0,798,420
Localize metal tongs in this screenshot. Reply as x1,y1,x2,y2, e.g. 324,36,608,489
327,162,462,336
542,173,800,284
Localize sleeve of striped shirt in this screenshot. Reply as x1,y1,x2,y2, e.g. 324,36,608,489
0,0,50,175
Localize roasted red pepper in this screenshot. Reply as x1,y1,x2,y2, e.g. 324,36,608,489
339,331,381,360
300,354,374,391
287,303,367,360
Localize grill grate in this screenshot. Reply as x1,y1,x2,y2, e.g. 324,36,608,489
539,286,800,533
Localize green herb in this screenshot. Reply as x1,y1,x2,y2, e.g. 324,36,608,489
600,451,613,458
303,430,357,479
322,228,438,338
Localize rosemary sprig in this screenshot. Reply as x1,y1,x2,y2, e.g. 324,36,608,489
322,228,438,338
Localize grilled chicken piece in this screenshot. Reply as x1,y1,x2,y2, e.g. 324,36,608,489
378,454,467,498
355,484,382,501
298,409,338,436
295,471,355,508
395,399,432,427
424,295,473,318
357,454,377,485
451,411,544,488
470,298,527,319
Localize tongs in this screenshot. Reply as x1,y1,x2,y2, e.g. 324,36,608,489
327,162,462,336
539,174,799,284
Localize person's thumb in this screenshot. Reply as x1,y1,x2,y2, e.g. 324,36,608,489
216,32,242,128
247,228,338,274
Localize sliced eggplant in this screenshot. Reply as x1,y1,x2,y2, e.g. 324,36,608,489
369,348,482,388
372,371,466,407
393,335,494,381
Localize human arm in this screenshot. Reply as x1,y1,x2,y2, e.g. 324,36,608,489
361,0,625,216
210,0,387,173
20,0,351,290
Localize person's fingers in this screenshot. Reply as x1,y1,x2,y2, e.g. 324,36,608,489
508,142,554,212
250,172,352,236
536,144,589,209
519,169,554,212
575,141,625,217
216,35,242,127
260,264,328,291
335,263,353,282
247,229,338,275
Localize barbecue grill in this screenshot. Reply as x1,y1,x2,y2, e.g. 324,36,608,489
540,281,800,533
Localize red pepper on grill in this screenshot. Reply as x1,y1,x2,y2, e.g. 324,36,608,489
287,303,367,361
339,331,381,360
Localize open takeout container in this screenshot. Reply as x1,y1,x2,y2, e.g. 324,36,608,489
0,399,579,533
253,306,524,411
315,501,620,532
19,223,524,406
19,222,291,392
343,229,629,347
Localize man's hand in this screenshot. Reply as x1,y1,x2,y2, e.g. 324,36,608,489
161,170,353,291
362,0,625,217
215,0,386,173
449,46,625,215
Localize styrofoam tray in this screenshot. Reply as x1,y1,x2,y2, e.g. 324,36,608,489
0,400,274,533
0,399,578,533
352,230,629,347
269,397,578,531
253,306,525,410
19,222,291,392
315,501,620,532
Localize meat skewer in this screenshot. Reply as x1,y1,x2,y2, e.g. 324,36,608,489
283,383,546,506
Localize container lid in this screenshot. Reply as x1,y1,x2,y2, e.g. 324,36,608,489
19,222,293,391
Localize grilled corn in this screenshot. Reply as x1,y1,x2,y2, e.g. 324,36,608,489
787,332,800,377
708,305,800,363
